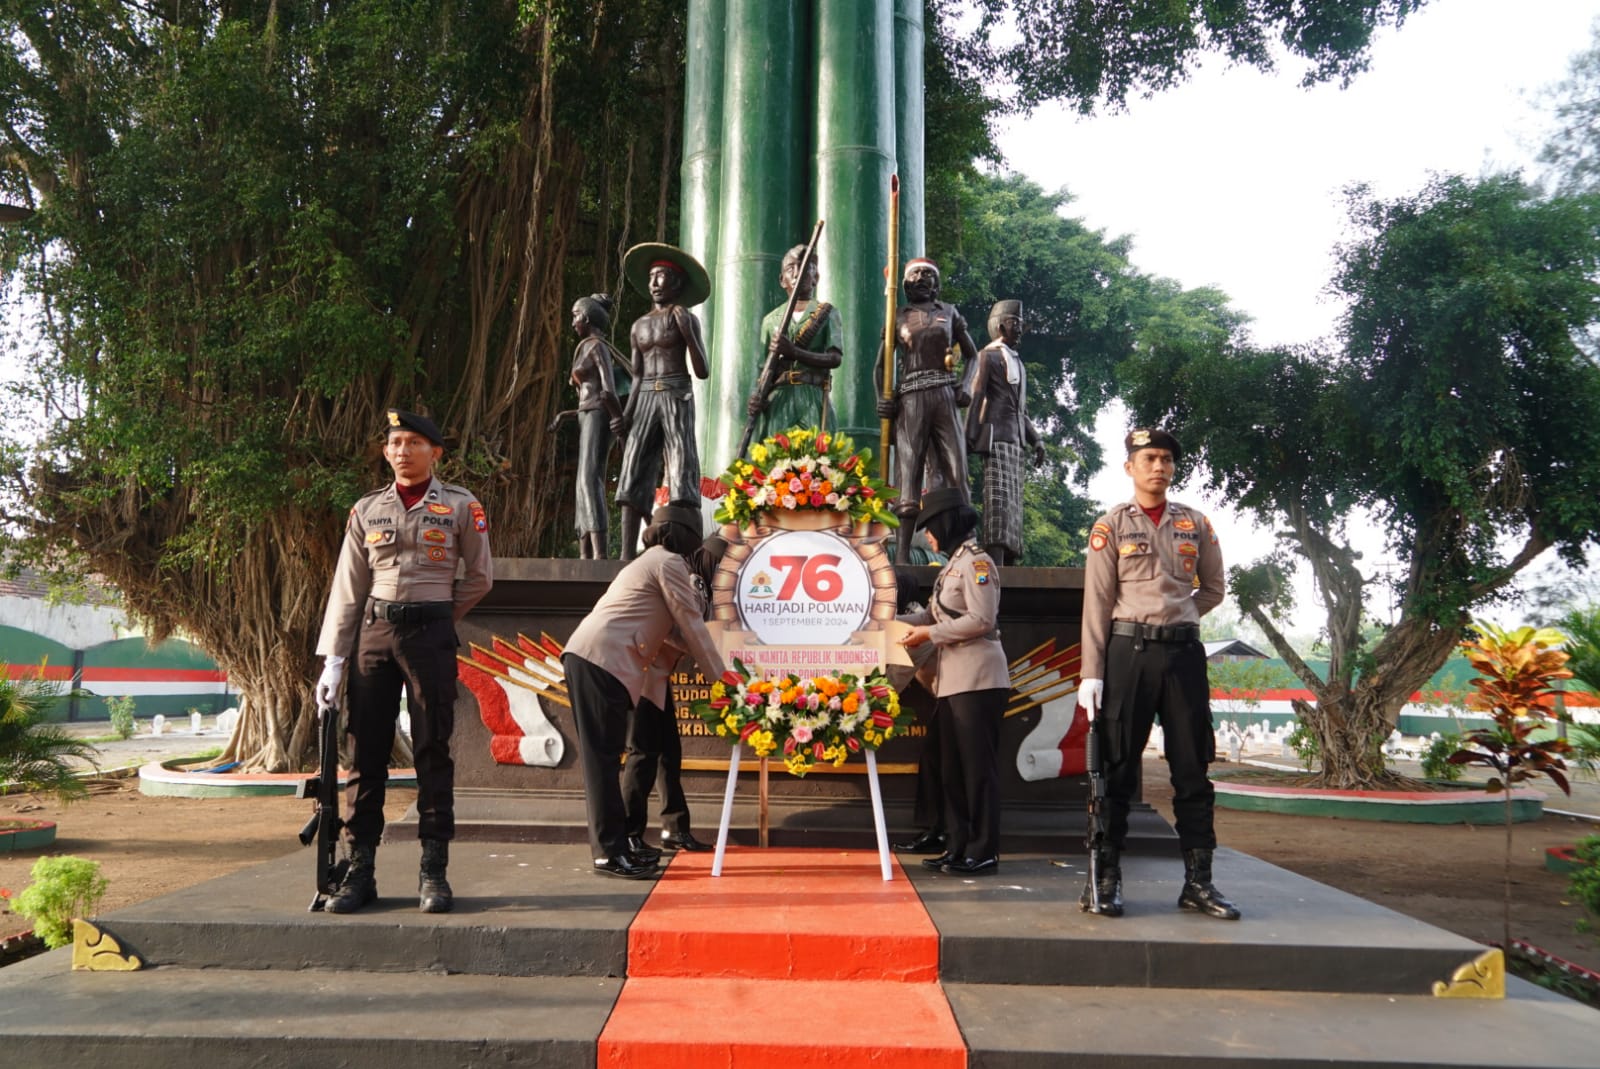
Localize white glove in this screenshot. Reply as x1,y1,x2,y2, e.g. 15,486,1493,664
315,655,346,710
1078,678,1103,722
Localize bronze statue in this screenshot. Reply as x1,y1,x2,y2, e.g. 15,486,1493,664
967,300,1044,565
746,243,842,442
874,257,978,563
616,243,712,560
569,294,626,559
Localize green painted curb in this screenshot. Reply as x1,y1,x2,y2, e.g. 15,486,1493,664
1215,789,1543,823
0,820,57,852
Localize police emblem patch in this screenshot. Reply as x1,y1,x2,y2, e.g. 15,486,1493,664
470,502,488,532
426,503,453,515
1089,531,1108,552
1182,558,1196,574
973,560,992,585
1174,518,1196,532
427,546,447,562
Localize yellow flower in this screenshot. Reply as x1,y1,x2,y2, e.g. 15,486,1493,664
711,682,725,699
716,725,728,737
750,443,769,464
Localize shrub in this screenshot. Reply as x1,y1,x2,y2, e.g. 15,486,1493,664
11,856,110,949
105,695,137,740
1286,721,1320,771
1420,732,1466,781
1,666,97,800
1569,835,1600,931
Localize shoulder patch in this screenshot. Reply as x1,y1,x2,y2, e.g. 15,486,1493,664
1089,521,1112,553
973,560,992,585
469,501,488,532
1204,517,1218,545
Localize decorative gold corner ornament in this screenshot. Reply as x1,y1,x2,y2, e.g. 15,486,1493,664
1432,948,1503,999
71,919,144,972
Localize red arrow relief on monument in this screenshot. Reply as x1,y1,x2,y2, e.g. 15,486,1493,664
1014,642,1088,781
457,637,567,768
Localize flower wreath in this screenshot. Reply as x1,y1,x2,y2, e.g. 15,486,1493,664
712,427,899,529
695,659,911,777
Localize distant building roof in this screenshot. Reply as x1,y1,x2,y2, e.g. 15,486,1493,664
1204,639,1270,660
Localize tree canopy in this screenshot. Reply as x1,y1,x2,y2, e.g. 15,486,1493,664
1122,173,1600,787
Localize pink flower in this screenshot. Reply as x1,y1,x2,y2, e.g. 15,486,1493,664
792,725,813,744
781,494,797,509
827,696,842,711
809,492,824,507
825,492,839,505
788,477,803,493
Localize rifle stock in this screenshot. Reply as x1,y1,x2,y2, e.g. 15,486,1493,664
295,704,347,912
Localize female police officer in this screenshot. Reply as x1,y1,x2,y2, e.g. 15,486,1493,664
899,487,1011,876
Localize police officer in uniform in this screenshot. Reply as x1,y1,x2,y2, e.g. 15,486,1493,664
563,505,727,878
619,535,727,855
314,409,494,914
900,488,1011,876
1078,428,1238,920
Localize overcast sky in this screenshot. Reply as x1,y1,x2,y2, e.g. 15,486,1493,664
995,0,1600,637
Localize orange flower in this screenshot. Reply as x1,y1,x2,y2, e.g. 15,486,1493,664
841,692,860,714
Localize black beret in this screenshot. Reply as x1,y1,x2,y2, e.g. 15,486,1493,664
912,486,969,531
386,408,444,447
1125,427,1181,464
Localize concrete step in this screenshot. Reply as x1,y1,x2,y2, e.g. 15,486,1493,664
97,840,654,976
911,850,1487,995
0,950,620,1069
947,979,1599,1068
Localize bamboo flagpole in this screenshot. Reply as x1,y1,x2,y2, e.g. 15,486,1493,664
879,174,900,481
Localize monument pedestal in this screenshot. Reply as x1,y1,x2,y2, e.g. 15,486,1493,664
397,557,1171,852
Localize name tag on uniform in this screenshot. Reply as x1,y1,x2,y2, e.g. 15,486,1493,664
421,515,454,528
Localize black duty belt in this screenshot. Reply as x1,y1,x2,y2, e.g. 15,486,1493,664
368,598,453,625
1111,621,1199,643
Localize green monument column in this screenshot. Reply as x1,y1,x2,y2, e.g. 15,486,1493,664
686,0,921,474
681,0,727,348
699,0,804,475
893,0,926,262
814,0,896,448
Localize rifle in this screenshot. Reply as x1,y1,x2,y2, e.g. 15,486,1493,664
1084,719,1107,913
736,218,825,459
296,704,348,912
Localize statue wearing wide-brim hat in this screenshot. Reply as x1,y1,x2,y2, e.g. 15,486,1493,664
622,243,711,309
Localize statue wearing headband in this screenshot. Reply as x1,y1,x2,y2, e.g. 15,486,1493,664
615,243,713,560
873,257,979,563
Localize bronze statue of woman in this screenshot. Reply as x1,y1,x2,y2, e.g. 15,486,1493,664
570,293,626,559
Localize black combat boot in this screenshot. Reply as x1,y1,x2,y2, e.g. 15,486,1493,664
326,843,378,914
1078,846,1124,917
418,839,454,914
1178,847,1240,920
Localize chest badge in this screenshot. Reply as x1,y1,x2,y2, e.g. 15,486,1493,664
1118,542,1145,557
1174,518,1196,532
426,502,453,515
426,546,448,562
1177,542,1199,557
365,530,387,545
423,529,447,544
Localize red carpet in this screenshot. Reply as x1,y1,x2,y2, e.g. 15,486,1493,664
598,847,966,1068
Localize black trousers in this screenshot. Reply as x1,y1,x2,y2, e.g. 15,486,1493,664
938,688,1007,861
911,702,944,832
1103,634,1217,851
345,614,457,845
561,653,633,859
621,692,690,838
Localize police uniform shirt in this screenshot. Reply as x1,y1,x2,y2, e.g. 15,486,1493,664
1079,499,1224,681
900,541,1011,697
316,477,494,656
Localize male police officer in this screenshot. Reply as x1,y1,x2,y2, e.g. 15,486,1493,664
1077,428,1238,920
314,409,493,914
